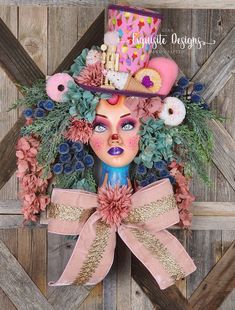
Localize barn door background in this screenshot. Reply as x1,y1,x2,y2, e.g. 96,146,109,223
0,2,234,309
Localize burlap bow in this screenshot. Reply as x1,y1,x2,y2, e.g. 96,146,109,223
47,179,196,290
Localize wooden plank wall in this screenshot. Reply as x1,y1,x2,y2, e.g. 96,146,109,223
0,5,234,310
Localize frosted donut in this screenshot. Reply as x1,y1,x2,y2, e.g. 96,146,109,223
159,97,186,126
46,73,74,102
134,68,161,93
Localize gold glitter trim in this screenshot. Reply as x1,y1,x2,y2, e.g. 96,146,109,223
124,194,177,224
131,228,185,281
74,221,110,285
48,203,93,222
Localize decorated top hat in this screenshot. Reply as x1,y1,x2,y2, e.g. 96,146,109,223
75,4,178,98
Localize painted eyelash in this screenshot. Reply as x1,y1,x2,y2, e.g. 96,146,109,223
92,122,106,129
121,121,136,128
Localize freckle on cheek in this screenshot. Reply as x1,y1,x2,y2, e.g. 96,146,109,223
91,138,104,151
127,136,139,149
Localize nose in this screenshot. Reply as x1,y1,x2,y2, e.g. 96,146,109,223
111,134,119,141
109,133,122,145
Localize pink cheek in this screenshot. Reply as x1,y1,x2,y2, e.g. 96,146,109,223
127,136,140,150
90,137,105,152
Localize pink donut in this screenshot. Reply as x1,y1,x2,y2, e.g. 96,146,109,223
148,57,178,96
46,73,74,102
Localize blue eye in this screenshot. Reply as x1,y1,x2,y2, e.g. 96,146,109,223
122,123,134,131
94,124,106,133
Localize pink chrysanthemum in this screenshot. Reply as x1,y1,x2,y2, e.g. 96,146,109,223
46,73,74,102
97,185,133,226
169,161,195,228
75,62,103,87
64,118,92,144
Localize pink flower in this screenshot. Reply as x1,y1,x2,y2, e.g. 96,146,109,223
125,96,163,120
16,135,51,222
97,185,132,226
46,73,74,102
64,118,92,144
168,161,195,228
75,62,103,87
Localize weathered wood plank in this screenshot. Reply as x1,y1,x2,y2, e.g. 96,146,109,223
131,279,154,310
0,215,23,229
0,17,44,86
103,255,117,310
219,231,235,310
54,9,105,74
132,254,193,310
192,202,235,216
190,216,235,230
116,236,131,310
193,26,235,104
48,285,95,310
187,231,222,297
0,7,19,201
19,6,48,75
0,117,25,191
17,228,47,296
0,229,18,310
0,0,235,9
189,241,235,309
0,239,53,310
0,200,21,214
209,119,235,191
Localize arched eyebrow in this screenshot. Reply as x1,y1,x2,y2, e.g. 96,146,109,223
96,114,108,118
120,113,131,118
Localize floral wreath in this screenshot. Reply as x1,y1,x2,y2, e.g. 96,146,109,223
12,8,221,229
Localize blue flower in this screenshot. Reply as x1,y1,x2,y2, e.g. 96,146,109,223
140,179,149,187
174,85,184,95
74,150,86,160
59,153,71,163
37,100,46,109
191,93,201,103
172,92,182,97
154,160,167,170
147,173,156,184
137,164,147,175
52,163,63,174
159,169,170,177
201,103,210,110
178,77,189,88
23,108,33,119
72,142,83,153
83,154,94,168
58,143,70,154
43,100,55,111
75,160,85,172
64,163,74,175
193,82,204,93
34,108,45,118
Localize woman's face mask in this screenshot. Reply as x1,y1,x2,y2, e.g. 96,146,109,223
89,96,141,167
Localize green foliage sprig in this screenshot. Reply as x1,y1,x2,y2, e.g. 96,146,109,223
55,169,97,192
9,80,47,110
21,102,71,177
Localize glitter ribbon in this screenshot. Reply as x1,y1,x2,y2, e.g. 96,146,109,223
48,179,196,290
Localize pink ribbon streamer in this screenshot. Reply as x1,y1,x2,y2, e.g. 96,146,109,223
48,179,196,289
